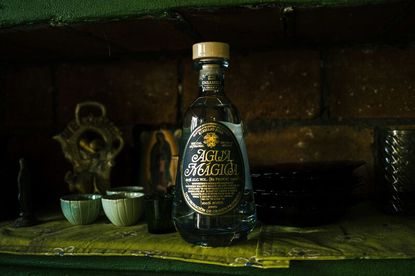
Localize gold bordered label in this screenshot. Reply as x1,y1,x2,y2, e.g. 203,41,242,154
181,122,244,216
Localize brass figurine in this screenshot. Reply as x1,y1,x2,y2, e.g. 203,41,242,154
54,102,124,194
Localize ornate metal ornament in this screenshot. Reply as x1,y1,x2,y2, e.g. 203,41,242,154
54,102,124,194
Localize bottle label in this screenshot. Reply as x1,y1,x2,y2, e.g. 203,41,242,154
181,122,245,216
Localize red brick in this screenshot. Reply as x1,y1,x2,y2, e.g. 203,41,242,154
245,126,373,193
183,50,321,122
295,3,405,43
179,7,283,50
391,8,415,41
328,47,415,118
55,58,178,126
246,126,372,164
0,25,120,61
75,18,193,53
1,66,54,128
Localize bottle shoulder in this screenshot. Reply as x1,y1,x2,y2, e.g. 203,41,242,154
189,95,232,107
183,95,242,127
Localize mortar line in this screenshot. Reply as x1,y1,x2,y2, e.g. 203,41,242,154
1,42,415,65
245,117,415,133
168,10,203,43
319,48,330,120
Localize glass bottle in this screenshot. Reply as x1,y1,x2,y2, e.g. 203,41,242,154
172,42,256,247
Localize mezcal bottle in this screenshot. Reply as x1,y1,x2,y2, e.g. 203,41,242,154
172,42,256,247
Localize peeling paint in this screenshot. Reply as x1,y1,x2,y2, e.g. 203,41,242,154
0,0,397,29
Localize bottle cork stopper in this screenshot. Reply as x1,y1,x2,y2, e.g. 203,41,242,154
192,42,229,60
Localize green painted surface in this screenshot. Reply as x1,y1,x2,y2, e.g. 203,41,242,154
1,254,415,275
0,0,402,28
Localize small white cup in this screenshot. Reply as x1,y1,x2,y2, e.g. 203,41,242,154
102,193,144,226
60,194,102,225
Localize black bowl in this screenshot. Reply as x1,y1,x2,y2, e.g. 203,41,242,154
251,161,365,226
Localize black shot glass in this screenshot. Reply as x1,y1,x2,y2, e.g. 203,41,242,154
144,193,176,234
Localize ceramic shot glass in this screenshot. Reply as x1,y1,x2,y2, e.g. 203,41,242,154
144,193,176,234
60,194,102,225
102,192,144,226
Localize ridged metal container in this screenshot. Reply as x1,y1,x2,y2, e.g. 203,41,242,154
376,127,415,215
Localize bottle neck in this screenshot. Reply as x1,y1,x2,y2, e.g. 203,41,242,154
195,59,228,96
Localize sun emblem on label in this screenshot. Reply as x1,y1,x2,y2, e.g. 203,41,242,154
203,132,219,148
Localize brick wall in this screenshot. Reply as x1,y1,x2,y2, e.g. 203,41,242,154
1,45,415,218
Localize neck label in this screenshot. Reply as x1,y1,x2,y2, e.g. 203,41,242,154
181,122,244,216
199,69,223,93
